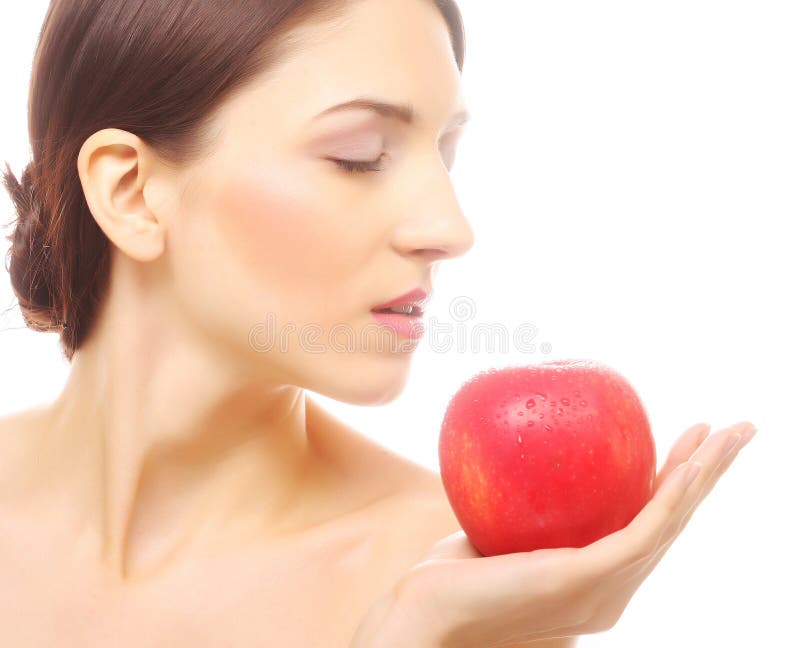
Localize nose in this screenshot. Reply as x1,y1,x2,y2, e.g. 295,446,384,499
390,160,475,263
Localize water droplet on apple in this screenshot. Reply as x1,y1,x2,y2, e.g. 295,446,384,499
560,398,570,406
517,433,522,443
527,420,534,427
580,400,588,407
525,399,536,409
538,413,544,419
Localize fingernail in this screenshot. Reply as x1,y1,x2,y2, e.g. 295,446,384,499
684,462,702,486
723,432,741,455
740,425,757,444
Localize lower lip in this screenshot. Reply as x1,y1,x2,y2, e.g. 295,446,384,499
370,311,426,340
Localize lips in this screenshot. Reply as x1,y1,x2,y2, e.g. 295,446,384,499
371,287,431,316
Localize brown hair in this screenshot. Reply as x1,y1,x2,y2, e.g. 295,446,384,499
2,0,466,362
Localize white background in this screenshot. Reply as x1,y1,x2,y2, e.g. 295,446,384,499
1,2,797,646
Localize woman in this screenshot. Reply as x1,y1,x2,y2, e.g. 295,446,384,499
0,0,756,646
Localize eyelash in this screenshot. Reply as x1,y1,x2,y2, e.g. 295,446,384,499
331,152,388,174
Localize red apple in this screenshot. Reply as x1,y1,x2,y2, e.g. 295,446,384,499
438,359,656,556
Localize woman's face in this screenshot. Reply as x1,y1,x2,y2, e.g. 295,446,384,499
166,0,473,405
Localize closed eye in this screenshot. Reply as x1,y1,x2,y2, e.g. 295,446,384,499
328,153,387,174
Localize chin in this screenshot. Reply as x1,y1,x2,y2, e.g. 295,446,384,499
309,356,413,406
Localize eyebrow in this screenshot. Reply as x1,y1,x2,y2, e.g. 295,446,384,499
312,96,471,129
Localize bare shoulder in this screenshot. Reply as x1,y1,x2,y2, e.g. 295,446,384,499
0,405,48,441
312,407,462,540
337,429,461,537
0,407,53,545
0,407,45,484
406,465,463,538
366,450,464,551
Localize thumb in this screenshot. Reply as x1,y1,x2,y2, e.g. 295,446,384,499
417,529,482,564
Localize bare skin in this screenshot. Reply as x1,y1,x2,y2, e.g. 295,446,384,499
0,401,465,647
0,402,574,648
0,0,485,645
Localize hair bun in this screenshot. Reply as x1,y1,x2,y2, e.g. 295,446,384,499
2,160,62,333
4,161,38,247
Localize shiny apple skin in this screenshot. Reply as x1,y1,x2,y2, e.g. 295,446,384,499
438,359,656,556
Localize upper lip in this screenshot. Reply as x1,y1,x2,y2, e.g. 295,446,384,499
371,287,431,314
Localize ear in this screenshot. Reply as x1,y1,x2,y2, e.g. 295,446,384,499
77,128,166,262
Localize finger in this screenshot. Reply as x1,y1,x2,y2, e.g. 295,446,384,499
575,421,755,580
600,422,719,580
643,420,755,547
615,422,758,584
572,458,701,584
654,422,711,492
673,422,757,537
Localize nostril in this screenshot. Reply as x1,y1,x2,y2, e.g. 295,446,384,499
412,248,449,262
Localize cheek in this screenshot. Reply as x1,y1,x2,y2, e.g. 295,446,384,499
210,161,357,329
218,162,321,275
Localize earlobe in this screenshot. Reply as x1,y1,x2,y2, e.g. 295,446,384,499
76,128,166,263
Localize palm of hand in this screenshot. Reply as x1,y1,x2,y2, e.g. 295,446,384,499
393,421,757,648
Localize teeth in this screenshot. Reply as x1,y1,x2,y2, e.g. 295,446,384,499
388,304,414,314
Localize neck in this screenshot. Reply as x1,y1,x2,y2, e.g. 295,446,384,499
35,289,327,584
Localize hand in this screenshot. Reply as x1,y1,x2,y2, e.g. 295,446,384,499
354,420,757,648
